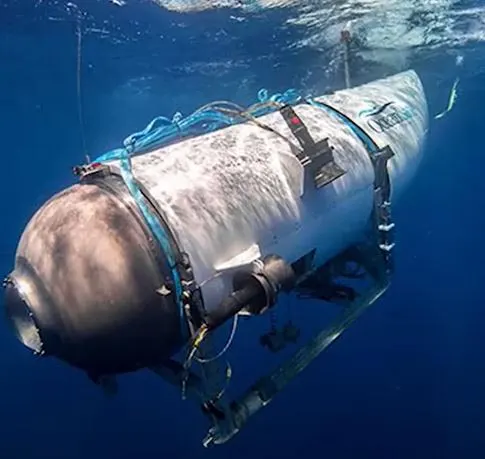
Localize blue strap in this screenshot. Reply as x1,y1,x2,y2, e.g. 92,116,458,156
306,98,379,155
114,149,187,336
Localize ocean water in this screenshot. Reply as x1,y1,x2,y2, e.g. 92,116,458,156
1,1,484,458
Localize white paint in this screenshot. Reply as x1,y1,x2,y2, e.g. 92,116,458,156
116,70,427,311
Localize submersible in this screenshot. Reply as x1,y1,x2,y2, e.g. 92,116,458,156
3,70,428,445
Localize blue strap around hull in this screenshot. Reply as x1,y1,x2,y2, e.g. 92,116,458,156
306,98,380,155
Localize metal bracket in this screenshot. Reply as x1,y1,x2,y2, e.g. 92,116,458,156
73,161,109,180
370,145,395,275
279,105,346,189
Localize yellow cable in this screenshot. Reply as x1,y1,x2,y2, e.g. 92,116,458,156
435,77,460,120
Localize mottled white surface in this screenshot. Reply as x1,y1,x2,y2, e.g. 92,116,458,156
126,70,428,310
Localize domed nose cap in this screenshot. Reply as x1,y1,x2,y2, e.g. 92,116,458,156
5,180,184,375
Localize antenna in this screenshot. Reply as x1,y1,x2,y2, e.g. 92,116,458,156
75,9,90,164
340,25,352,89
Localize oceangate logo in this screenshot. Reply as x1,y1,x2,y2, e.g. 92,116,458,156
358,100,415,133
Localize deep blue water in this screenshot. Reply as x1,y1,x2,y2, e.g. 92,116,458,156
1,1,485,458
